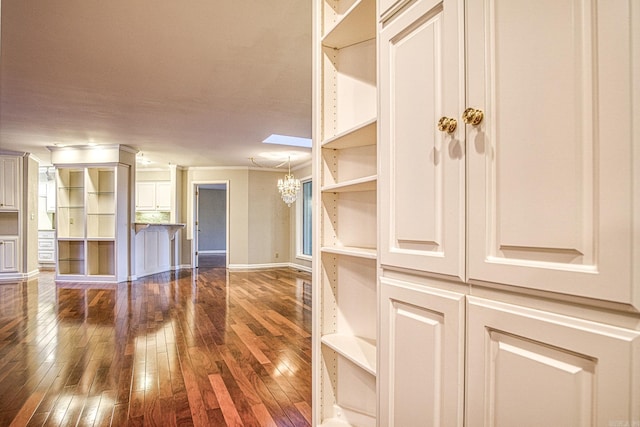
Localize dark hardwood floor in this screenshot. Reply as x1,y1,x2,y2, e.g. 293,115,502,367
0,267,312,426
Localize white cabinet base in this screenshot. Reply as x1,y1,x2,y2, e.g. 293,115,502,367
379,277,465,426
466,297,640,427
134,226,174,278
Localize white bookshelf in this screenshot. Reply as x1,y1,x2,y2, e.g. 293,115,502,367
51,146,135,283
313,0,378,425
320,246,376,259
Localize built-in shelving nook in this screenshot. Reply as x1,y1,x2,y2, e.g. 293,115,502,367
49,144,136,283
312,0,378,425
0,151,39,281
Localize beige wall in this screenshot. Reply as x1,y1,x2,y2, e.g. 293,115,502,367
248,170,291,265
136,169,171,182
182,167,306,268
135,165,311,270
186,167,249,265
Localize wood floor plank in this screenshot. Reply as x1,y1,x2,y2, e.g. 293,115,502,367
0,267,312,426
294,401,312,426
209,373,244,427
251,402,279,427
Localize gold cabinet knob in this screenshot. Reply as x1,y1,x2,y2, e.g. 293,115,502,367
462,107,484,125
438,117,457,134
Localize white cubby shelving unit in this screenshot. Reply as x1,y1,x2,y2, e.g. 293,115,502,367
312,0,377,425
51,145,135,283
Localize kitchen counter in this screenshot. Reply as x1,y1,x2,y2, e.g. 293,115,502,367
134,223,185,279
134,222,185,238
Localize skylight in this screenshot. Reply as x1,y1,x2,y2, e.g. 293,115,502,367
262,134,312,148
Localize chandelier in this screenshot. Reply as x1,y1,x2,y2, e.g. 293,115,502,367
277,157,301,207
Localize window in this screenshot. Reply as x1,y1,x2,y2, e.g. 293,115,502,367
297,178,312,259
302,180,312,256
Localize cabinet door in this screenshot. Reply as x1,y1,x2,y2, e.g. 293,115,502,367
46,180,56,212
466,0,635,306
379,277,465,426
135,182,156,211
466,297,640,426
379,0,464,279
155,182,171,211
0,157,20,211
0,238,19,273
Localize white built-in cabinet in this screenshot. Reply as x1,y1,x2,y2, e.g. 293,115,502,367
312,0,378,425
51,145,136,283
0,156,20,211
0,156,21,276
0,237,19,273
315,0,639,425
0,153,39,280
55,165,129,282
136,181,171,211
375,0,640,426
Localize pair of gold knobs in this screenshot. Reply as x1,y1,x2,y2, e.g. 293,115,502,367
438,108,484,134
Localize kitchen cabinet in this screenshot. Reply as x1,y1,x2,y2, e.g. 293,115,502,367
136,181,171,211
38,230,55,266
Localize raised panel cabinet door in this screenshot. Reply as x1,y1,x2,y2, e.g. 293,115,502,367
135,182,156,211
46,179,56,212
155,182,171,211
379,277,465,426
466,0,636,306
0,238,19,273
0,157,20,210
379,0,465,279
466,297,640,427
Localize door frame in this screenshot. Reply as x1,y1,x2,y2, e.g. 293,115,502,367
192,181,229,269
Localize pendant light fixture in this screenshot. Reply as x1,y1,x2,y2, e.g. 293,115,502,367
277,157,301,207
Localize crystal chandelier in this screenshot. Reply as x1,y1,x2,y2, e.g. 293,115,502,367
277,157,301,207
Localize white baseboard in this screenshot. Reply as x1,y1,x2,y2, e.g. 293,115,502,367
228,262,311,273
289,262,312,273
228,262,290,270
0,269,40,282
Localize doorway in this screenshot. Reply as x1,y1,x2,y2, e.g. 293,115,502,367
194,182,228,269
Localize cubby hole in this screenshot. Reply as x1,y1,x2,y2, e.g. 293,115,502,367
322,144,377,187
0,212,19,235
320,347,376,426
57,240,85,275
322,190,376,250
321,39,376,142
87,241,115,276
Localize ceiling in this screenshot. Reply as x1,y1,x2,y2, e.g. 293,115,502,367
0,0,312,169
